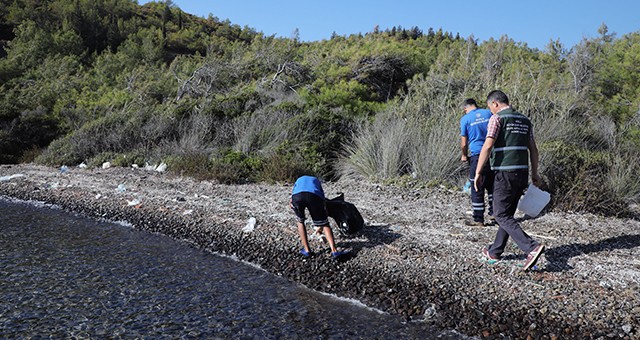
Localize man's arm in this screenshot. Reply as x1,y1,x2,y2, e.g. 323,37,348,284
460,136,469,162
474,137,495,191
529,137,542,186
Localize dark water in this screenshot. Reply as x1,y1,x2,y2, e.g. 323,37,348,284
0,198,465,339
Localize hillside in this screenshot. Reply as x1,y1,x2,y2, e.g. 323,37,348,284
1,0,640,216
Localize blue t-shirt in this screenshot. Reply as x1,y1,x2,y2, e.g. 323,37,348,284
460,108,492,156
292,176,325,199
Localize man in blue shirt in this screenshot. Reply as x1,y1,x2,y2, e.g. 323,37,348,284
460,98,494,226
290,176,349,258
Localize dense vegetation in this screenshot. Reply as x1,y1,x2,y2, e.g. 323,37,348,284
1,0,640,215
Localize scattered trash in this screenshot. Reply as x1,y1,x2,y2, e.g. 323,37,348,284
127,198,141,206
78,162,87,169
0,174,25,182
463,181,471,194
242,217,257,233
155,163,167,172
60,165,69,174
182,209,193,215
117,184,126,193
102,162,111,169
131,164,139,169
422,304,438,320
95,193,102,199
141,162,167,172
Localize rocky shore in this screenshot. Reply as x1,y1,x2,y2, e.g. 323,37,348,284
1,164,638,339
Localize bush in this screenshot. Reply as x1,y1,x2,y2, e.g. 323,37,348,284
112,150,147,168
539,141,628,215
87,152,120,168
166,149,262,184
210,149,262,184
286,108,357,177
258,142,324,183
165,153,214,180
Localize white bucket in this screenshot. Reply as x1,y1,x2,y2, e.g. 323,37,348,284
517,183,550,217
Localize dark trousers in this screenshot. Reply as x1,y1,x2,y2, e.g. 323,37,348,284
469,155,494,222
488,170,539,257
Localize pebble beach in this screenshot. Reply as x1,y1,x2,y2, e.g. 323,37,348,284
1,164,638,339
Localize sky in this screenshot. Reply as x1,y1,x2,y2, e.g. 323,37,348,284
140,0,640,50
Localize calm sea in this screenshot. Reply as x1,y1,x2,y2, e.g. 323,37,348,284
0,198,466,339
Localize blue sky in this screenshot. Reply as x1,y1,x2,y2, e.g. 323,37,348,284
141,0,640,50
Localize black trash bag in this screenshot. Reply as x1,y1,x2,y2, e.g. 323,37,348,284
326,192,364,235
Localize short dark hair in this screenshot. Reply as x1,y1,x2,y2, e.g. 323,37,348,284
462,98,477,107
487,90,509,105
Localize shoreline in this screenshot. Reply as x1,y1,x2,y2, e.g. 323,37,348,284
1,164,638,338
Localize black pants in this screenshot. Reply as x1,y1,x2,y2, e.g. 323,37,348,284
469,155,494,222
488,170,539,257
291,192,329,226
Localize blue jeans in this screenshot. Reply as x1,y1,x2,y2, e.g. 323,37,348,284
469,155,494,222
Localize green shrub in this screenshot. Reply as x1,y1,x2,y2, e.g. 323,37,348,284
87,152,119,168
258,142,324,183
165,153,214,180
35,135,83,166
166,150,262,184
112,150,147,168
18,146,43,163
210,149,262,184
540,141,628,216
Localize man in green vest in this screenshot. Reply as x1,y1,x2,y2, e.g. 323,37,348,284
473,90,545,271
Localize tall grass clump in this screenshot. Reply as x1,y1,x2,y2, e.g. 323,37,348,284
339,76,465,184
339,113,411,179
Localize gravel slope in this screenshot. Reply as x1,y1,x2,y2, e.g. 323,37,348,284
1,164,638,339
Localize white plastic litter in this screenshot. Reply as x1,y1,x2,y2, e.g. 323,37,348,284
0,174,25,182
60,165,69,173
155,163,167,172
242,217,257,233
144,162,155,171
102,162,111,169
95,193,102,199
78,162,87,169
127,198,141,206
517,183,551,217
117,184,126,193
183,209,193,215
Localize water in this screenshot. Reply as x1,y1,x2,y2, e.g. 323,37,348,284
0,198,465,339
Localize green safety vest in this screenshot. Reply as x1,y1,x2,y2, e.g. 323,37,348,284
490,108,531,171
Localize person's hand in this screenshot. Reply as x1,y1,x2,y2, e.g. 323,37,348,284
474,173,483,192
532,173,542,187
